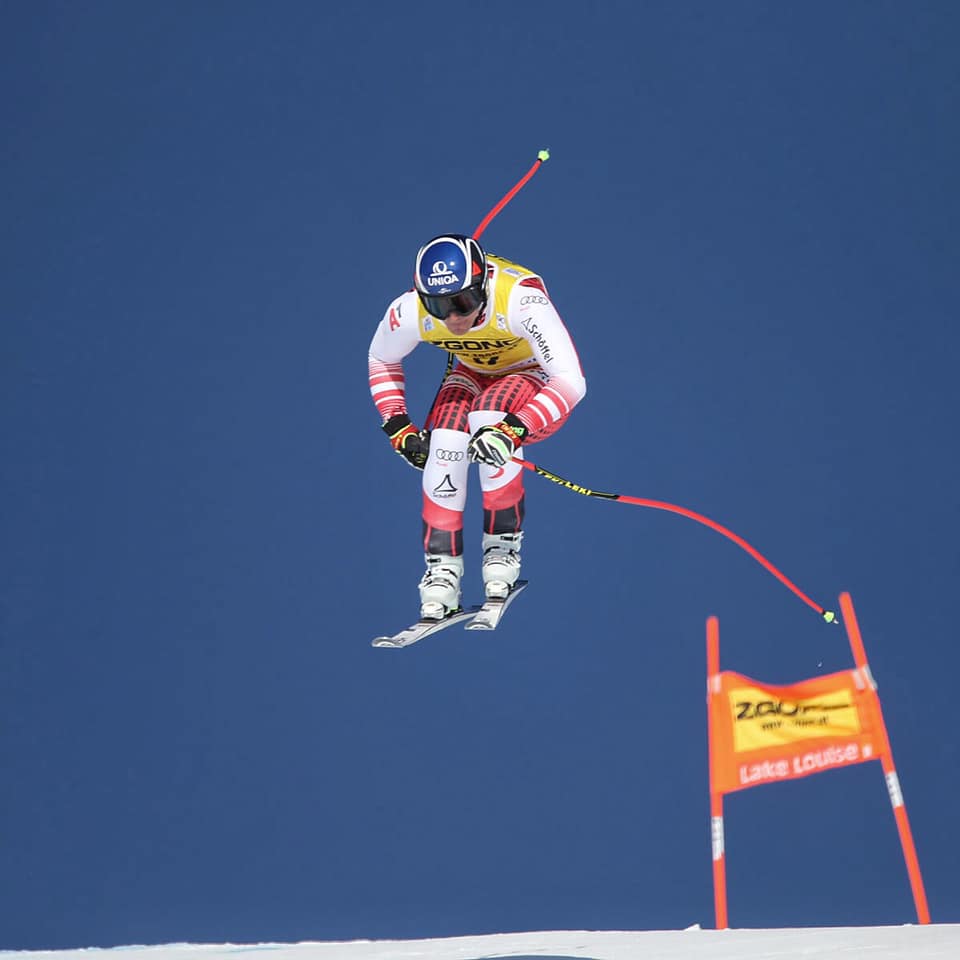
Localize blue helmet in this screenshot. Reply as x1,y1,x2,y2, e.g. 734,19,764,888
414,234,488,320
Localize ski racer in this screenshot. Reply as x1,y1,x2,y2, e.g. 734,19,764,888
368,234,586,620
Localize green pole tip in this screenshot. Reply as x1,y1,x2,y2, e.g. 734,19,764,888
537,149,550,162
823,610,837,624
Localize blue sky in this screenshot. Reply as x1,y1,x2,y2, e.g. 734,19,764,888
2,0,958,950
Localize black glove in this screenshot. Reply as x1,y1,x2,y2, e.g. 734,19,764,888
467,413,528,467
382,414,430,470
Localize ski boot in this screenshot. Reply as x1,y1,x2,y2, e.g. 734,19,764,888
418,554,464,620
481,532,522,600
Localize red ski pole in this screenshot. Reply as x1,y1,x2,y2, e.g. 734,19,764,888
427,150,551,426
473,149,550,240
515,457,837,623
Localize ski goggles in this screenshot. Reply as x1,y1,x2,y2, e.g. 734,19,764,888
418,283,486,321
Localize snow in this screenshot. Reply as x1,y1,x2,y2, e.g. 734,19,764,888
5,926,960,960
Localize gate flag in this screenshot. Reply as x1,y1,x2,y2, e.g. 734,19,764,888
709,667,884,795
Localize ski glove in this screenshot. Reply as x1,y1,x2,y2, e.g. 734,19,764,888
382,414,430,471
467,413,529,467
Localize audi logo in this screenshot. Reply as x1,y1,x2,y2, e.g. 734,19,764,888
435,449,464,461
520,295,548,306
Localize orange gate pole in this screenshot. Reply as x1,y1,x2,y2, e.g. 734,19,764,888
839,592,930,924
706,615,728,929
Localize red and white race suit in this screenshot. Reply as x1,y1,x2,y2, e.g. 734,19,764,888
368,253,586,555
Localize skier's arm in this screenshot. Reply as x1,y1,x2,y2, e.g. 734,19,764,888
467,287,586,467
509,286,586,434
368,292,422,422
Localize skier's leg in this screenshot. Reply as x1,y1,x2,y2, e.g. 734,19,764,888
469,374,543,598
419,370,477,618
421,427,469,553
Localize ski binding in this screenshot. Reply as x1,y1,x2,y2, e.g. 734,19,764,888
465,580,528,630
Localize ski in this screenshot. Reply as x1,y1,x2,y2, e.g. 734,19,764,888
465,580,528,631
372,581,528,647
372,606,480,649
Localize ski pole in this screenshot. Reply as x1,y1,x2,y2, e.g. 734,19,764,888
514,457,837,624
428,150,551,427
473,149,550,240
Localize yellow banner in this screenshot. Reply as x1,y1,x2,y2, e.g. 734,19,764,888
730,683,862,752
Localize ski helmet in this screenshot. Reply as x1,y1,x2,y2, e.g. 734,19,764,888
414,234,488,320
